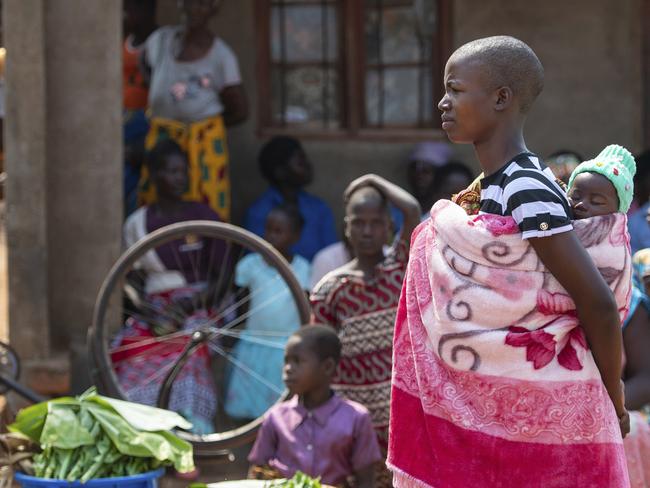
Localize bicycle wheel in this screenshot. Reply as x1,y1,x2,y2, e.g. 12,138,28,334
0,341,20,394
88,221,310,455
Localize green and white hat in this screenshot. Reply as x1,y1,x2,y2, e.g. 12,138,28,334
568,144,636,213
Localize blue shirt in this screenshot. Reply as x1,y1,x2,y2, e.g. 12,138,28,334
628,202,650,254
244,187,338,261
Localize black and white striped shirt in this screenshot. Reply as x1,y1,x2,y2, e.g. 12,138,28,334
480,153,573,239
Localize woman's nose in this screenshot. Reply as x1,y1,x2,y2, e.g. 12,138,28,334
438,94,450,112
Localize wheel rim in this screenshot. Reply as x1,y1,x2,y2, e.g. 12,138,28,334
88,221,310,451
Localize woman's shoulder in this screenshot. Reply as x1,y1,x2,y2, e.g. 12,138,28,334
146,25,178,48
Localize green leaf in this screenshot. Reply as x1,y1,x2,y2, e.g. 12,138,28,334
91,395,192,431
8,398,78,442
85,403,194,473
39,404,95,449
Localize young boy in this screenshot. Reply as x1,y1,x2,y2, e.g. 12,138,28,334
248,325,382,488
388,36,630,487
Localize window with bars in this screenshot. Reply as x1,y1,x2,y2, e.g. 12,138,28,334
256,0,451,138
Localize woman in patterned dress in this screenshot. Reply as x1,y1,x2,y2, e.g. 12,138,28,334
310,174,420,487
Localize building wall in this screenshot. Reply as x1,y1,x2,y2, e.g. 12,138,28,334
158,0,644,229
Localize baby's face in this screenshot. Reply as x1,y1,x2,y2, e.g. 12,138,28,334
567,172,619,219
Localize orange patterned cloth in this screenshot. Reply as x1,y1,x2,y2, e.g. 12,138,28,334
123,39,149,111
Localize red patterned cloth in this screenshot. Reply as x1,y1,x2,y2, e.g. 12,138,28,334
310,242,407,487
388,200,631,487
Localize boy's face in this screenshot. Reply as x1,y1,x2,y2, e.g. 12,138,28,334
567,172,619,219
438,56,497,144
264,211,300,254
283,337,331,396
344,199,390,258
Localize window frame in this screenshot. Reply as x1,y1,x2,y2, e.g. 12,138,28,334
254,0,453,141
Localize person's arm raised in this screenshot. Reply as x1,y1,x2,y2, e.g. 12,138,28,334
529,231,628,436
344,174,421,246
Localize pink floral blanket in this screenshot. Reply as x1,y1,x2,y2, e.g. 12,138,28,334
388,200,632,488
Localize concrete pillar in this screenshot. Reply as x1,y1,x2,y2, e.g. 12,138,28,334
44,1,122,351
4,0,122,361
4,0,50,360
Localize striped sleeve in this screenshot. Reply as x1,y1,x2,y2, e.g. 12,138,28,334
503,169,573,239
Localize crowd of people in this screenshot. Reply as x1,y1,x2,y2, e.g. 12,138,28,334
117,2,650,486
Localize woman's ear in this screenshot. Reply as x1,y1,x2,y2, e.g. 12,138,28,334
494,86,514,112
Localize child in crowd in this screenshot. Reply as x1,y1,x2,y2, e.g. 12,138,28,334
245,136,338,261
248,325,382,488
311,174,420,488
389,36,630,487
225,204,311,420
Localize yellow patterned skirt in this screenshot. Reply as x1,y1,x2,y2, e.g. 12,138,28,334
139,115,230,221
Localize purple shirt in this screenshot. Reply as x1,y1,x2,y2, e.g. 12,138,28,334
248,394,382,486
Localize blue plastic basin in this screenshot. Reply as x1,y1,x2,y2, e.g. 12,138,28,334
14,469,165,488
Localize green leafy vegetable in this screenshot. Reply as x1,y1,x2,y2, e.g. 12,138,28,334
268,471,322,488
8,387,195,481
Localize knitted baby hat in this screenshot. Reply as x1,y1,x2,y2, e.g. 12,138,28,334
568,144,636,213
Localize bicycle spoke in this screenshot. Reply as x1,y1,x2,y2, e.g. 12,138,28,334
122,281,188,325
110,328,196,355
215,284,296,334
177,272,285,334
214,273,284,325
210,244,245,318
209,328,295,338
208,342,284,395
122,360,177,396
